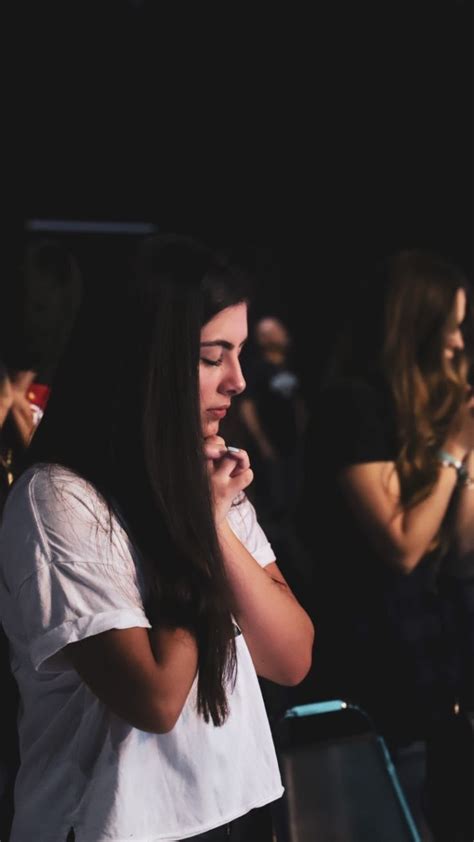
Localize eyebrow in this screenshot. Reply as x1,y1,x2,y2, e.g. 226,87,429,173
200,339,247,350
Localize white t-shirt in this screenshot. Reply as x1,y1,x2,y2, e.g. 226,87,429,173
0,466,283,842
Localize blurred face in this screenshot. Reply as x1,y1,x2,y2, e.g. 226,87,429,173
255,317,290,349
443,287,466,360
199,302,247,437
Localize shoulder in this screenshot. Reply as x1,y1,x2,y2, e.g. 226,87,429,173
0,465,136,600
310,375,397,468
7,464,109,534
0,466,57,593
1,464,120,574
226,494,276,567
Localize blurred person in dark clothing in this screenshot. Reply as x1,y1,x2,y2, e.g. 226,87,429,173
239,316,307,525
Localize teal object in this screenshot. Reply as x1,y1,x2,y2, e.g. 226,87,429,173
282,699,422,842
284,700,347,717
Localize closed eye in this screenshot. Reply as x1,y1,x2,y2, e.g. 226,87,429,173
200,357,223,367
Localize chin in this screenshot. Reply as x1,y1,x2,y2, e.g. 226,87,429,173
203,420,220,438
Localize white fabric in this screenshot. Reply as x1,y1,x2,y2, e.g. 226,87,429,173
0,466,283,842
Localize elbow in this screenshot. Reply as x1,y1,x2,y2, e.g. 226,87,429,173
154,718,179,735
455,543,474,563
282,661,312,687
290,623,316,685
374,529,424,575
277,636,314,687
385,544,423,576
125,699,183,735
260,645,313,687
280,655,312,687
398,558,420,576
148,699,183,734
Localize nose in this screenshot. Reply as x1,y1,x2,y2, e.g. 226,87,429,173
451,329,464,351
222,357,246,396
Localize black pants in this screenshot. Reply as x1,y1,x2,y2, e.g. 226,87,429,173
181,805,273,841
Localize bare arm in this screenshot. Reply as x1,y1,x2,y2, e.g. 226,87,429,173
205,435,314,684
0,375,13,427
340,460,459,574
452,449,474,559
10,370,37,446
65,625,198,733
217,520,314,685
338,393,474,574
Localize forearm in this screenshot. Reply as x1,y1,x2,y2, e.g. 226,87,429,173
66,625,198,734
453,450,474,557
10,370,37,446
343,461,460,574
0,377,13,427
393,468,458,570
217,520,314,685
147,626,199,721
10,404,35,446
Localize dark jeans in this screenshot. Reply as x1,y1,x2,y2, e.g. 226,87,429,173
182,805,273,841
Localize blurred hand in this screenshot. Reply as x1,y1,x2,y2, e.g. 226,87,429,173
10,371,37,446
445,390,474,458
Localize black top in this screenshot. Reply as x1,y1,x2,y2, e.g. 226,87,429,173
244,357,302,453
316,374,398,580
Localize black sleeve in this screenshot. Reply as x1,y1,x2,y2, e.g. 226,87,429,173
308,378,397,473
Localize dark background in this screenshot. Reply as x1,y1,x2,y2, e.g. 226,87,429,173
12,1,473,400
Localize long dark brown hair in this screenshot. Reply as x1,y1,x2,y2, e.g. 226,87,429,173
23,233,250,725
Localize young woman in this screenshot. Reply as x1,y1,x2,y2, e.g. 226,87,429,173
297,249,474,837
0,235,314,842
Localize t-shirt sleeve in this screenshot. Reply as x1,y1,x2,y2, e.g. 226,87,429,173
314,379,396,472
226,494,276,567
7,470,151,674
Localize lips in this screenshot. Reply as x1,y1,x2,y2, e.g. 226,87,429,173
207,406,229,419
